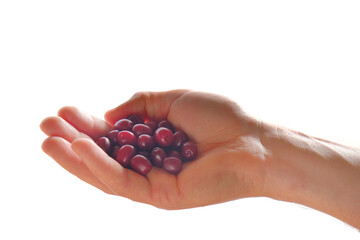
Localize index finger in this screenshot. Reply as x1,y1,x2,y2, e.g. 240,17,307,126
104,89,189,125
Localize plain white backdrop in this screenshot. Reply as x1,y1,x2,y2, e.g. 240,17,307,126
1,1,359,239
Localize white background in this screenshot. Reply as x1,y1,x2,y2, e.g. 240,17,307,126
1,0,359,239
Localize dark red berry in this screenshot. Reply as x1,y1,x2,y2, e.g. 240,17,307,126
145,120,157,132
150,147,166,167
132,124,152,136
116,145,136,168
106,130,119,145
127,115,144,125
114,119,133,131
96,137,111,153
130,155,152,176
163,157,182,174
111,145,121,159
181,141,198,161
117,130,137,146
138,151,150,159
167,150,182,159
172,131,187,149
137,134,155,151
158,120,174,132
154,127,174,147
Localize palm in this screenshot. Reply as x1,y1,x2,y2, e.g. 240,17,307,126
41,90,263,209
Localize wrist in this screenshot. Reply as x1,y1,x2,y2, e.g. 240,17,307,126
260,123,360,228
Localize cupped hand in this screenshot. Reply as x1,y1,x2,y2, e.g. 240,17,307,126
40,90,267,209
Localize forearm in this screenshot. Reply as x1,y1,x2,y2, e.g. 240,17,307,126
260,123,360,229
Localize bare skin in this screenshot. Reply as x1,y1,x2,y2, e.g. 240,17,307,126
40,89,360,229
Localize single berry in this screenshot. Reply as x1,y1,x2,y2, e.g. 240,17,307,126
167,150,182,159
127,115,144,125
138,151,150,159
132,124,152,136
130,155,152,176
181,141,198,161
172,131,187,149
114,119,133,131
163,157,183,174
106,130,119,145
154,127,174,147
96,137,111,153
137,134,155,151
158,120,174,132
150,147,166,167
111,145,121,159
116,145,136,168
145,120,157,132
117,130,137,146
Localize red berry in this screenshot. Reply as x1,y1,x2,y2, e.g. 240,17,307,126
145,120,157,132
116,145,136,168
163,157,182,174
111,145,121,159
130,155,152,176
158,120,174,132
117,130,137,146
150,147,166,167
167,150,182,159
137,134,155,151
154,127,174,147
127,115,144,125
181,141,198,161
132,124,152,136
172,131,187,149
106,130,119,145
96,137,111,153
114,119,133,131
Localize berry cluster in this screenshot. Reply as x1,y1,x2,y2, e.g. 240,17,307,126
95,115,198,176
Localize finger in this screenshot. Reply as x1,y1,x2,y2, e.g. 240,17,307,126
40,116,91,142
104,89,189,125
41,136,113,194
71,138,152,204
58,106,112,140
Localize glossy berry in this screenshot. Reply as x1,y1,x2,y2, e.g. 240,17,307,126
167,150,182,159
137,134,155,151
127,115,144,125
172,131,187,149
132,124,152,136
145,120,157,132
116,145,136,168
111,145,121,159
154,127,174,147
130,155,152,176
95,137,111,153
163,157,182,174
150,147,166,167
106,130,119,145
117,130,137,146
181,141,198,161
138,151,150,159
114,119,133,131
158,120,174,132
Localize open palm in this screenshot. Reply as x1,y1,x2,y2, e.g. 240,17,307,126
41,90,266,209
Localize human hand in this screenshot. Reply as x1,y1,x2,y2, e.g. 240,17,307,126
40,90,267,209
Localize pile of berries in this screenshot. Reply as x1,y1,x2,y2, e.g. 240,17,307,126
95,115,198,176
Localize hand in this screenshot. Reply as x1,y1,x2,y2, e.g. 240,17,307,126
40,90,267,209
